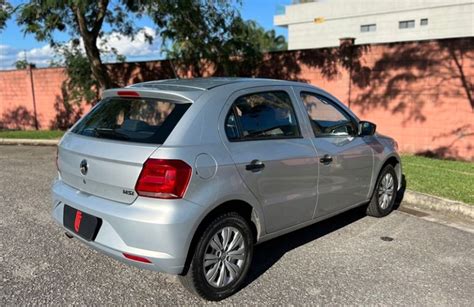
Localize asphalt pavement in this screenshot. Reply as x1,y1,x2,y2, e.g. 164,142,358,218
1,145,473,305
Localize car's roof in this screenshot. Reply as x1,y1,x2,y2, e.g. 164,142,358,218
102,77,317,103
128,77,303,91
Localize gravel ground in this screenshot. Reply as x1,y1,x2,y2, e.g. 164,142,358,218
1,145,473,305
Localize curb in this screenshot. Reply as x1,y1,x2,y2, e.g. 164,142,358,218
0,138,59,146
401,189,474,220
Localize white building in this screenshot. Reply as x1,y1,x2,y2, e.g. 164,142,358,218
274,0,474,50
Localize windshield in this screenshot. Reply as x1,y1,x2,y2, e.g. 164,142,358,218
72,97,191,144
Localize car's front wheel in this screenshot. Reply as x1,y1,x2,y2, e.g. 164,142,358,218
179,212,254,301
366,164,398,217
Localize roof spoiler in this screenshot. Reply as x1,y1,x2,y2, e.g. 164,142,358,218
102,88,193,103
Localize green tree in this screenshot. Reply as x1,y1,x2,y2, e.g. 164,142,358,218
0,0,12,31
14,1,251,88
14,59,35,69
16,0,151,90
153,0,240,76
60,40,100,104
14,1,287,89
239,20,287,52
159,2,287,77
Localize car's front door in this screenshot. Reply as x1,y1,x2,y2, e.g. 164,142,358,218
221,87,319,234
295,88,374,218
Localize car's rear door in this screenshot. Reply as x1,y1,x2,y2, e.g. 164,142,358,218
221,86,319,234
294,88,374,218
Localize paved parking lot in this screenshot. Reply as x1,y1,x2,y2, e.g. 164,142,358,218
1,145,473,305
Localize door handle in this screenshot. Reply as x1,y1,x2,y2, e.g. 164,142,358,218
245,159,265,172
319,154,333,164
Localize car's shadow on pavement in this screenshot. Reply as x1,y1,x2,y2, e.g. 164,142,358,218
244,175,407,288
244,205,367,288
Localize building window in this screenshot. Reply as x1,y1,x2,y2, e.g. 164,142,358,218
360,24,376,32
420,18,428,26
399,20,415,29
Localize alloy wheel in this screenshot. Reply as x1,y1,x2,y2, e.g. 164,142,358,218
377,173,394,209
203,226,246,288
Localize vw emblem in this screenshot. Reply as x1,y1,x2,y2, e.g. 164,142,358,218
80,159,88,175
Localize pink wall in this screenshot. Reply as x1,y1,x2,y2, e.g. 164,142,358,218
0,67,90,130
0,38,472,160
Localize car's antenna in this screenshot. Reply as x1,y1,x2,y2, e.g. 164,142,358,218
169,59,180,80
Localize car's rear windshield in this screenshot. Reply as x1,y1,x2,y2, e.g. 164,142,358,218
72,97,191,144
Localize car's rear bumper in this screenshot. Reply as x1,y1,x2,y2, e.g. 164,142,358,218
51,179,205,274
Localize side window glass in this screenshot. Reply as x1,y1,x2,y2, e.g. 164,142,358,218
300,92,356,137
225,91,300,141
225,110,240,141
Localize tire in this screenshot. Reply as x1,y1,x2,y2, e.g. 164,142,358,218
178,212,254,301
366,164,398,217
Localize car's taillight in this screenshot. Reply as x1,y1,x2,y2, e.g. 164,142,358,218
135,159,192,199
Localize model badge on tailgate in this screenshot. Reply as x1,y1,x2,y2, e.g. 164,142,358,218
123,189,135,196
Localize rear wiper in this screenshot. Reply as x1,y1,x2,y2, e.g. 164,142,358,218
93,128,130,140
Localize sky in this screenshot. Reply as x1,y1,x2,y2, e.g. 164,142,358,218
0,0,291,70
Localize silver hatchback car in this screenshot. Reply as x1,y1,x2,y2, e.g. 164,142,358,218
52,78,402,300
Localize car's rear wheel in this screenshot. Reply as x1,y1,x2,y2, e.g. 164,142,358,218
179,212,254,301
367,164,398,217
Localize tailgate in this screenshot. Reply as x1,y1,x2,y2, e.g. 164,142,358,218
58,132,158,204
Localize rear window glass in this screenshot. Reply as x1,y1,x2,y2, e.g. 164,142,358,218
225,91,300,141
72,97,191,144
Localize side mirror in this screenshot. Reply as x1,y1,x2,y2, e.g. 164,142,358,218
359,121,376,136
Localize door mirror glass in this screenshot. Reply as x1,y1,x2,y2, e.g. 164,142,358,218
359,121,376,136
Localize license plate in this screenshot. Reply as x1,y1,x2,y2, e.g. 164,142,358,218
63,205,102,241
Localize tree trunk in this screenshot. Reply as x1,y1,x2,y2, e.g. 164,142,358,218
73,2,112,90
82,36,113,90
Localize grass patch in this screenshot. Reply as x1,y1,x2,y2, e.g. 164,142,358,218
401,155,474,205
0,130,65,139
